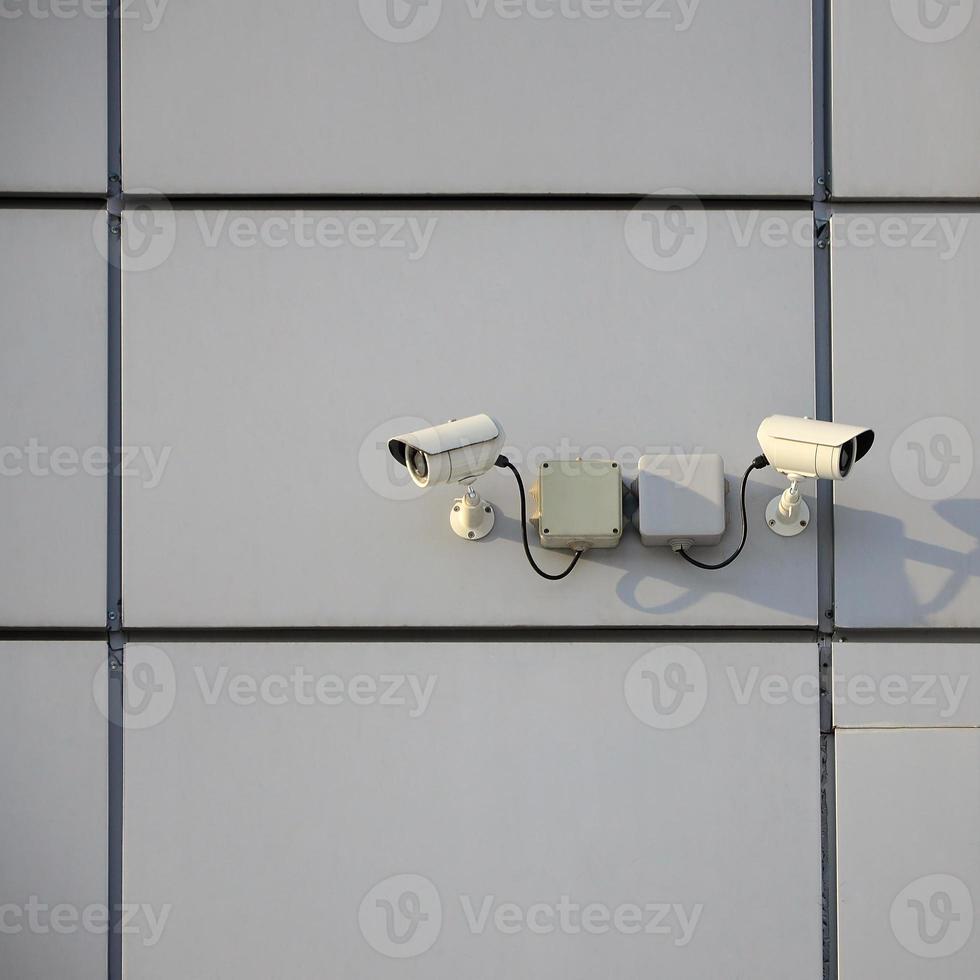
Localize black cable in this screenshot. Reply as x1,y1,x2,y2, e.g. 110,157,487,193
496,457,583,581
676,455,770,570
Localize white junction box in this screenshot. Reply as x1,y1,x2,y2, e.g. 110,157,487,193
532,460,624,551
632,453,727,549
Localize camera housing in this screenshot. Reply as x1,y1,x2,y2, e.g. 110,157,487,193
756,415,875,536
387,414,506,540
388,414,505,490
757,415,875,481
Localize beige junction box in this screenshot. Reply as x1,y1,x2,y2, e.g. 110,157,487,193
531,460,624,551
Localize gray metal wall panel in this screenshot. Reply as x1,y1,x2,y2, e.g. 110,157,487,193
833,642,980,728
0,13,106,193
120,0,812,195
831,1,980,198
837,730,980,980
833,210,980,628
0,642,108,980
121,207,817,627
123,641,821,980
0,210,107,627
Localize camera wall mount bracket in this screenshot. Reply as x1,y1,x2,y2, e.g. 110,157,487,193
451,484,495,541
766,479,810,537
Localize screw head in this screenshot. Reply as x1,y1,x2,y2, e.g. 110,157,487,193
800,521,807,527
453,505,460,512
467,531,475,539
484,506,491,514
769,519,776,527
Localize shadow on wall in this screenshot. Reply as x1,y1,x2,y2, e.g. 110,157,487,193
910,498,980,618
487,490,980,620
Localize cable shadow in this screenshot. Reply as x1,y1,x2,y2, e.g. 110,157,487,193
489,490,980,622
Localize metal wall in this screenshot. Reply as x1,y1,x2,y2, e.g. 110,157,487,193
1,2,978,978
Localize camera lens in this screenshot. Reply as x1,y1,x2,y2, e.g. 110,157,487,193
838,440,853,477
410,449,428,481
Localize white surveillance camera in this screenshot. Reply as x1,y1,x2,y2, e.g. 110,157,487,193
756,415,875,536
388,414,505,540
757,415,875,481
